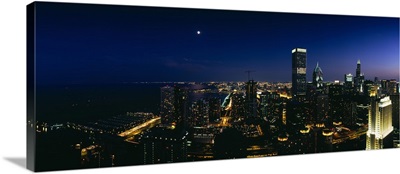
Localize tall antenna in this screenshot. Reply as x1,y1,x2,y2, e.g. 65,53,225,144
245,70,255,81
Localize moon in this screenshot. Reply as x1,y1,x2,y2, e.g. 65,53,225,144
197,31,201,35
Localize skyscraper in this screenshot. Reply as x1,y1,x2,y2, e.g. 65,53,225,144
189,99,210,127
245,80,258,118
356,59,361,81
354,60,365,93
344,73,353,88
160,86,188,128
312,62,323,89
208,97,222,123
292,48,307,101
366,92,393,150
344,73,354,95
389,79,397,95
160,86,175,126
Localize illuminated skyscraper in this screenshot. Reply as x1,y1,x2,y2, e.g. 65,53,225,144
189,99,209,127
312,62,323,89
292,48,307,101
366,90,393,150
160,86,174,125
354,60,365,93
344,73,353,88
160,86,188,127
356,60,361,81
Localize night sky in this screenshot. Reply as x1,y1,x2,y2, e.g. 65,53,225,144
35,2,399,85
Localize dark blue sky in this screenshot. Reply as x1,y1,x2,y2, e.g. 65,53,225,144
35,2,399,85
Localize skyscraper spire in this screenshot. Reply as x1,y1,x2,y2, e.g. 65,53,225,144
313,62,323,88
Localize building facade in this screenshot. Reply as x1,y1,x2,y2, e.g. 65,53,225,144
292,48,307,101
366,94,393,150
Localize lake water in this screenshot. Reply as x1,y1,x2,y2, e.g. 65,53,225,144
36,83,226,123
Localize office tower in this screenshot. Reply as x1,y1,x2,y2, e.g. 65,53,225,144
189,99,210,127
355,60,361,87
259,92,269,119
245,80,258,118
381,79,389,94
208,98,221,123
344,73,353,88
380,79,397,95
187,127,215,160
389,79,397,95
328,84,344,123
160,86,188,127
312,62,323,89
366,93,393,150
292,48,307,101
316,95,329,124
342,101,357,127
142,128,188,164
390,95,399,130
160,86,175,126
354,59,365,93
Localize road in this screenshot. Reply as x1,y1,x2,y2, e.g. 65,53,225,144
332,126,368,144
118,117,161,138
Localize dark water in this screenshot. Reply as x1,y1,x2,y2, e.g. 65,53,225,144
36,83,164,123
36,83,226,123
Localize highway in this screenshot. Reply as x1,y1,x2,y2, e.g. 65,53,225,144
118,117,161,138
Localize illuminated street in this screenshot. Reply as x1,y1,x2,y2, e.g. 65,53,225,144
332,126,368,144
118,117,161,138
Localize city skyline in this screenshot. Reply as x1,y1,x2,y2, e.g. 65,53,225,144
35,2,399,85
28,2,400,172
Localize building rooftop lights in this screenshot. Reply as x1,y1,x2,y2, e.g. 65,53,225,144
322,129,334,136
278,133,289,142
333,121,342,126
315,123,325,128
300,127,310,134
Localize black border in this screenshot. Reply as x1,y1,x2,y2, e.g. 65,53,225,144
27,2,36,172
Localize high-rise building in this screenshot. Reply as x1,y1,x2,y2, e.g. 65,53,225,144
354,60,361,87
160,86,188,127
316,95,329,124
292,48,307,101
344,73,353,88
189,99,209,127
328,84,344,123
245,80,258,118
366,93,393,150
142,128,188,164
312,62,323,89
292,48,307,100
381,79,389,94
390,95,399,130
380,79,397,95
160,86,175,125
354,60,365,93
208,97,221,123
389,79,397,95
